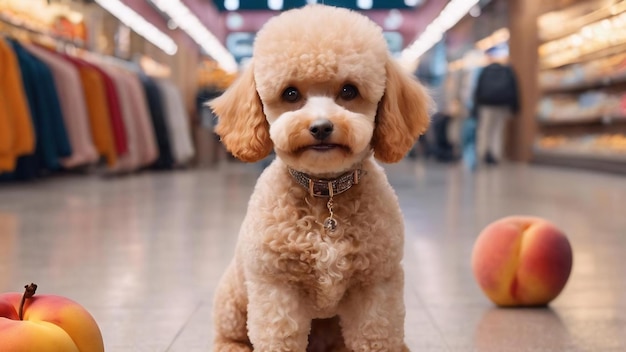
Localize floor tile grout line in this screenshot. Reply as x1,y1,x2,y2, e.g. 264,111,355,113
163,300,207,352
406,277,455,352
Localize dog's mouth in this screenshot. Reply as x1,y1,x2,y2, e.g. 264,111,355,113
297,143,350,153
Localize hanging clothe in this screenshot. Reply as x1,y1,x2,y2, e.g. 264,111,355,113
82,61,129,158
141,75,174,170
3,39,71,180
120,72,158,168
99,65,142,172
79,54,159,170
60,53,117,167
0,38,35,172
155,79,195,165
23,43,98,168
2,34,196,180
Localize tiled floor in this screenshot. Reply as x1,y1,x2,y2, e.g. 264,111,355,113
1,160,625,351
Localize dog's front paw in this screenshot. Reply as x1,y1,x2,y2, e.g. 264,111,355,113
213,340,253,352
252,341,307,352
349,339,406,352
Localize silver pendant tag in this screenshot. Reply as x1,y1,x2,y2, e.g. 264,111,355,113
323,217,338,232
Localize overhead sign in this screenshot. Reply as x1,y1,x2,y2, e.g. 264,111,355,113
226,32,255,63
226,30,403,63
213,0,422,12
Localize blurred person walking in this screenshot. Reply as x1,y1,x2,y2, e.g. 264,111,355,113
473,44,519,165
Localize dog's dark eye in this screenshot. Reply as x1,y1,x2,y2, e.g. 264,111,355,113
282,87,301,103
339,84,359,101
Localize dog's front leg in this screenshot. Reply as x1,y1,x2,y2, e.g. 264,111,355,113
247,281,311,352
338,269,408,352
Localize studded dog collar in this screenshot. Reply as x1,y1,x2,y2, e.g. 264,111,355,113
288,168,363,198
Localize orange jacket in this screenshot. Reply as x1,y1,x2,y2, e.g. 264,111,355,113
0,38,35,172
66,57,117,167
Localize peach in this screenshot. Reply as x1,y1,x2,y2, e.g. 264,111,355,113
471,216,573,306
0,283,104,352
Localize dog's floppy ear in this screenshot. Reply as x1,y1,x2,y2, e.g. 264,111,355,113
210,62,272,162
372,57,431,163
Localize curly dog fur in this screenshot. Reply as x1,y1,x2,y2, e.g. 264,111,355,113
210,5,430,351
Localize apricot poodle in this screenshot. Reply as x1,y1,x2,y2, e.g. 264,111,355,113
210,5,431,351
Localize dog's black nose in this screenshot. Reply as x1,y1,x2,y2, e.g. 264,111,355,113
309,119,334,140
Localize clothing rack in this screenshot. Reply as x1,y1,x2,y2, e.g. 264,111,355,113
0,19,195,181
0,13,84,51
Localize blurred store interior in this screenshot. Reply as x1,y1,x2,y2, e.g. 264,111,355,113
1,0,626,351
1,0,625,175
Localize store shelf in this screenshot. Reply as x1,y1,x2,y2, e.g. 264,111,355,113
541,75,626,94
539,115,626,126
539,5,626,70
535,147,626,161
538,0,626,43
533,1,626,174
534,147,626,173
540,42,626,70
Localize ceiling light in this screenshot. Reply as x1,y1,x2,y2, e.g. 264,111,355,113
470,5,481,17
151,0,238,73
226,12,244,30
268,0,284,11
404,0,424,6
94,0,177,55
224,0,239,11
399,0,479,69
384,9,404,30
357,0,373,10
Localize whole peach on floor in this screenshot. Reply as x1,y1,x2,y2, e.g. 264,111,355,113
0,284,104,352
472,216,573,307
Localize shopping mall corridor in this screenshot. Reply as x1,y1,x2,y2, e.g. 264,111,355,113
1,161,625,351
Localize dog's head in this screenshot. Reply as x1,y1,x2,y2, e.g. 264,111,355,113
210,5,430,175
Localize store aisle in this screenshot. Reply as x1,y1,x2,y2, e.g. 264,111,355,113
0,161,625,351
